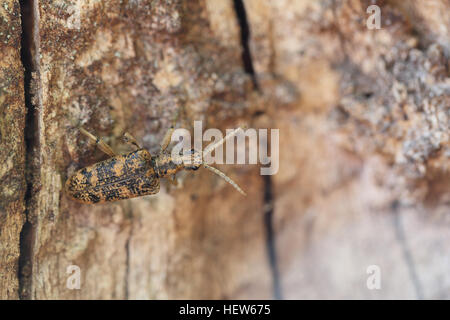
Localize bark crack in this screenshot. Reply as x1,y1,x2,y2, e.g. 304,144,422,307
233,0,259,91
124,236,131,299
392,201,424,299
18,0,39,300
123,202,133,300
262,175,282,299
233,0,281,298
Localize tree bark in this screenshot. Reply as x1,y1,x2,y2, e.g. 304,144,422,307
0,0,26,300
0,0,448,299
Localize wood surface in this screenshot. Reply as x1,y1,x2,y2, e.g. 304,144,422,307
0,0,448,299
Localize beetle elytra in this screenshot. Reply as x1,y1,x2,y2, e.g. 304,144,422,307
65,126,246,204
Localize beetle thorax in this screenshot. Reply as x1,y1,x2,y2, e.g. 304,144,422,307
154,150,202,178
154,153,183,178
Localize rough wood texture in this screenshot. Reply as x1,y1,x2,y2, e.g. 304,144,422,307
245,0,449,298
0,0,26,300
0,0,449,299
18,0,270,299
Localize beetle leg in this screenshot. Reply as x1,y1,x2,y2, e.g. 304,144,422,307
79,127,116,157
168,174,178,186
160,125,174,152
166,174,178,193
123,132,142,150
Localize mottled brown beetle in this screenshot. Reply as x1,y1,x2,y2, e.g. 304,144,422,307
65,126,246,204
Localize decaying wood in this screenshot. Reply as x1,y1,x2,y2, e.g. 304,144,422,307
0,0,26,300
0,0,448,299
18,0,269,299
245,0,449,299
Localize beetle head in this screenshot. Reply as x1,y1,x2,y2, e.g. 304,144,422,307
182,148,202,170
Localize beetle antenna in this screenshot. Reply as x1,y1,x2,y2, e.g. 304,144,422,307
203,164,246,196
203,126,245,157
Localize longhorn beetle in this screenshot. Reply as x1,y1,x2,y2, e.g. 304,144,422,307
65,126,246,204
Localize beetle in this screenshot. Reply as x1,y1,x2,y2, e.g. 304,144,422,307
65,126,246,204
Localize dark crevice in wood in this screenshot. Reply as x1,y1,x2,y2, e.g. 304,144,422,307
232,0,281,298
18,0,37,300
124,214,132,299
124,236,130,299
18,220,32,299
233,0,259,91
263,175,282,299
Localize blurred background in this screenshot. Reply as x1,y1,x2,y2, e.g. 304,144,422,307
0,0,448,299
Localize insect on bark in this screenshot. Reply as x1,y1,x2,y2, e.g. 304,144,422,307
65,126,246,204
